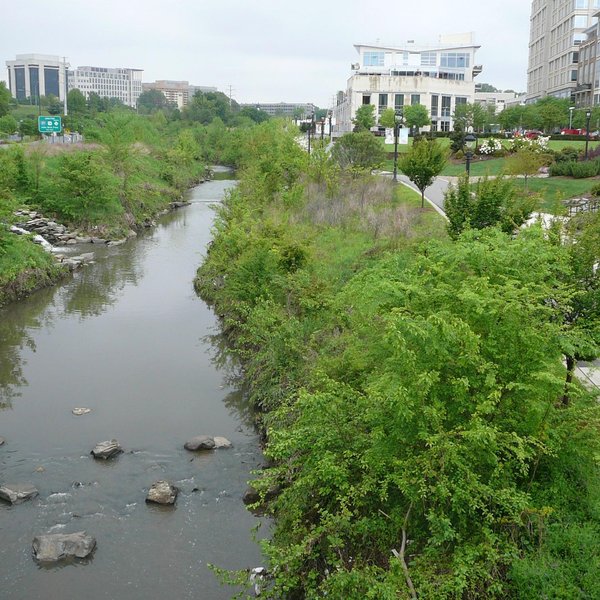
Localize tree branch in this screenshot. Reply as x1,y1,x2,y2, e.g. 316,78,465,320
391,502,417,600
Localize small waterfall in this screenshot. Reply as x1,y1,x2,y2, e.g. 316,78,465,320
10,225,55,252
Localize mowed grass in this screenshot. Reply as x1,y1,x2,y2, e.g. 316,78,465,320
514,177,598,213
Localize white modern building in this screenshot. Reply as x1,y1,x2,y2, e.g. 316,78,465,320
6,54,69,102
333,33,482,136
527,0,600,102
142,80,218,108
242,102,317,118
474,91,525,114
68,66,143,107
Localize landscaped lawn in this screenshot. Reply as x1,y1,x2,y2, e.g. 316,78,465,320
514,177,597,213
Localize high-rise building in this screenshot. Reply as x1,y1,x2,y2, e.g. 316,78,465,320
333,34,482,136
142,80,217,108
527,0,600,103
68,66,143,108
6,54,69,102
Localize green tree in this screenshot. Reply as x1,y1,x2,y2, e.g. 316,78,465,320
331,131,385,174
239,106,270,123
477,83,499,92
0,114,18,135
403,103,430,135
498,105,525,132
398,139,447,207
19,118,37,138
378,107,397,129
452,102,487,133
505,148,546,191
0,81,11,117
67,88,87,114
352,104,376,131
137,89,169,113
445,175,535,239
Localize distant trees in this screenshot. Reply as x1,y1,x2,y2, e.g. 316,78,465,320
137,89,170,113
452,102,487,133
0,82,11,117
402,104,430,135
67,89,87,114
183,90,239,125
332,131,386,174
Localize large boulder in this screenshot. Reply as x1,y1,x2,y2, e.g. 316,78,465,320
184,436,215,451
32,531,96,562
146,481,178,505
213,436,233,449
0,483,38,505
90,439,123,460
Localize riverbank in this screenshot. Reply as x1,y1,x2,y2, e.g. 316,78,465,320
195,121,600,598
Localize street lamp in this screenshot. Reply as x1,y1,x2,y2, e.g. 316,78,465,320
585,109,592,161
393,109,404,183
307,113,315,155
464,132,477,176
569,106,575,129
320,117,325,142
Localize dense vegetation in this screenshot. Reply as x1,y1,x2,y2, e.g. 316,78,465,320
196,122,600,598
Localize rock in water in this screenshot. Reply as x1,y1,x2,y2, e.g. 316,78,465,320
184,436,215,451
213,436,233,449
146,481,178,505
90,439,123,459
0,436,5,446
32,531,96,562
0,483,39,505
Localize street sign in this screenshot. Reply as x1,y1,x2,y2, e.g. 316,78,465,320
38,116,62,134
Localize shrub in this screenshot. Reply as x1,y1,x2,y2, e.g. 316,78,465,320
570,161,599,179
549,161,577,177
555,146,581,163
590,182,600,197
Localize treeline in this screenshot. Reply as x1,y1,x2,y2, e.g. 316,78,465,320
196,122,600,597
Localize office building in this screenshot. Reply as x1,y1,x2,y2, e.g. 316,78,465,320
242,102,317,118
333,33,482,136
142,80,217,108
527,0,600,102
6,54,69,102
68,66,143,108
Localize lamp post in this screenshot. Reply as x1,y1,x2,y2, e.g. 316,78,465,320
464,132,477,176
307,113,315,155
569,106,575,129
328,112,333,142
393,109,403,183
320,117,325,142
585,109,592,161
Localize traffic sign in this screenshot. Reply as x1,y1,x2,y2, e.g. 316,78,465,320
38,116,62,134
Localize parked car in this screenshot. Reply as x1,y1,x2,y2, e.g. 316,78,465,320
524,130,543,139
560,128,586,136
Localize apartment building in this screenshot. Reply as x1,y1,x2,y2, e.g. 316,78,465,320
6,54,69,102
474,91,525,114
527,0,600,102
142,80,217,109
68,66,143,108
242,102,316,118
333,33,482,136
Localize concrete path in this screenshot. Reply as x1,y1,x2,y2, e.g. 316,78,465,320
576,360,600,394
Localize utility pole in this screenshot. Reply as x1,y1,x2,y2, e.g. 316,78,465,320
227,85,234,107
63,56,68,116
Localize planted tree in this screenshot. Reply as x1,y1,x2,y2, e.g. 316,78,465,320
331,131,386,175
352,104,376,131
378,107,397,129
505,148,546,191
403,104,430,136
397,139,447,207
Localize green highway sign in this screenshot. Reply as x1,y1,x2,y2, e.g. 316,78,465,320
38,116,62,134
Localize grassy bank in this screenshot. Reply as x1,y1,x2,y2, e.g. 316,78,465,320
196,123,600,598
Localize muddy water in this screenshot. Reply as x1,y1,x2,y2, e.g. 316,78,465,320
0,176,266,599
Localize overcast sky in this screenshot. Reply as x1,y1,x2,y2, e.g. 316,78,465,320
2,0,531,107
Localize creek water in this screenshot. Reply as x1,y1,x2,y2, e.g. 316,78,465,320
0,174,266,599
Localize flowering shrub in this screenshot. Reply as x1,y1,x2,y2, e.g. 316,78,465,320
478,138,503,155
510,134,550,153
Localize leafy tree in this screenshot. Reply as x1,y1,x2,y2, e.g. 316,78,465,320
19,118,37,138
452,102,487,133
137,89,169,113
0,114,18,135
67,88,87,114
378,107,397,129
403,103,430,135
0,81,11,117
183,90,239,125
445,175,535,238
239,106,270,123
398,139,447,207
331,131,385,174
477,83,499,93
498,105,525,132
352,104,376,131
505,149,546,191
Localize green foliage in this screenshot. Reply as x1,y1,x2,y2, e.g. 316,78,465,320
0,81,11,117
0,114,17,135
402,104,430,134
353,104,376,131
183,90,239,125
549,160,600,178
397,139,447,207
452,102,487,132
137,89,170,113
378,107,397,129
445,176,535,238
67,88,87,114
331,131,385,174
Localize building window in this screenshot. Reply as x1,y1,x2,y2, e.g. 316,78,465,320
574,15,588,29
15,67,26,101
455,97,468,106
431,120,438,132
571,69,578,81
362,95,371,105
441,96,451,117
440,52,470,68
378,93,388,113
575,0,588,7
440,121,450,132
364,52,384,66
431,95,439,117
421,51,436,66
411,94,420,105
394,94,404,111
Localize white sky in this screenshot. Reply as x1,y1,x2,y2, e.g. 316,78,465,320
1,0,531,108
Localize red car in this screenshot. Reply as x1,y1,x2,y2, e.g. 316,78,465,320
524,130,543,139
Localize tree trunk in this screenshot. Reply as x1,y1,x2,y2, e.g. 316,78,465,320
421,189,425,209
561,354,575,406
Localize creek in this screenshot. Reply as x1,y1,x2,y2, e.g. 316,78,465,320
0,173,266,599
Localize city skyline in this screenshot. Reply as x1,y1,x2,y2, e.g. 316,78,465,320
1,0,531,108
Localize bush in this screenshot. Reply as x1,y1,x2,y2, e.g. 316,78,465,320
590,183,600,197
549,161,577,177
570,160,599,179
555,146,581,163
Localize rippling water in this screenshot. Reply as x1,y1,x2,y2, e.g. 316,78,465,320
0,176,266,599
